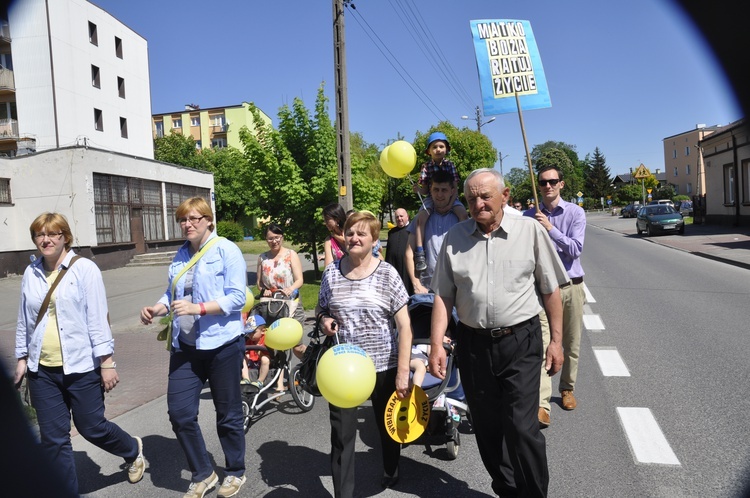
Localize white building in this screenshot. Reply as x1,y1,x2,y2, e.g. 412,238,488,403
6,0,153,158
0,146,213,277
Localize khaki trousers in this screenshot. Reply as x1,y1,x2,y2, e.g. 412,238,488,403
539,281,585,412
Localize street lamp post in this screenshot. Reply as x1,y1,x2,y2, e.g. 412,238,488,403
462,105,495,132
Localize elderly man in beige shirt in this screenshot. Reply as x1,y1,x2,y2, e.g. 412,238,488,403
429,168,568,498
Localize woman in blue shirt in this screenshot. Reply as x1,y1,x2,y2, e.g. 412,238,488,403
15,212,145,495
140,197,247,498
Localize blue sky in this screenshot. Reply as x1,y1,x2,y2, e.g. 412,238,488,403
91,0,740,176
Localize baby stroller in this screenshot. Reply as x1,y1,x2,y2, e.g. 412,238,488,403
241,341,315,434
408,293,468,460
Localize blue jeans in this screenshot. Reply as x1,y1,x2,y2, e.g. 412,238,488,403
168,336,245,482
28,366,138,496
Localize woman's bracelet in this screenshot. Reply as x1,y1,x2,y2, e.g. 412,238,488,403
199,302,207,316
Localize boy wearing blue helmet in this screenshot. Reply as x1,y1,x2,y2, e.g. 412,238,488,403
413,132,468,272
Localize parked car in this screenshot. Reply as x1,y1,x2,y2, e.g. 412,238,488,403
636,204,685,236
675,200,694,216
620,203,641,218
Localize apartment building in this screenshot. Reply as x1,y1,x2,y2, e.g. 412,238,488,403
4,0,153,158
662,124,721,198
152,102,272,150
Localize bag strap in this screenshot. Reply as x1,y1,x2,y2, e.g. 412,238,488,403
163,236,223,349
35,255,81,329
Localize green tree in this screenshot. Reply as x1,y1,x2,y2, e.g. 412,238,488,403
615,183,641,204
200,147,254,222
505,167,534,208
584,147,612,200
153,131,201,168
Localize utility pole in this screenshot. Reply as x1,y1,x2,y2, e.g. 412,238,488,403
333,0,353,211
497,151,508,177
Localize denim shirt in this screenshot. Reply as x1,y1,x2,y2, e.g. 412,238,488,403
16,251,114,375
158,232,247,351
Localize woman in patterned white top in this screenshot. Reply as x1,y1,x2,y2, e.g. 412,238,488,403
318,211,413,497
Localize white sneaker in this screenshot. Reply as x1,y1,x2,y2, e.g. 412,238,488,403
218,475,247,497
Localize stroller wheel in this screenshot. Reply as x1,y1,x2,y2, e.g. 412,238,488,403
242,400,254,434
289,364,315,412
446,431,460,460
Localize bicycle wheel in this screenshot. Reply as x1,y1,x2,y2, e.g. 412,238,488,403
288,363,315,412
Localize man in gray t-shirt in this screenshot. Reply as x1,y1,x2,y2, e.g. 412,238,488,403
405,170,461,293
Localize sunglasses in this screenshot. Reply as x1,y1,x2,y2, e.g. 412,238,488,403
539,179,560,187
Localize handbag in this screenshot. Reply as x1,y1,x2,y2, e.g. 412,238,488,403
296,313,335,397
252,291,299,323
157,236,222,348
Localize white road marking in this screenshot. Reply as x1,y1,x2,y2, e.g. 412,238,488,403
617,407,681,466
583,282,595,303
593,348,630,376
583,314,605,330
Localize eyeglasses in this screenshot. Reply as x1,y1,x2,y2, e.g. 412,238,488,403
266,236,282,243
33,232,63,241
539,179,561,187
177,215,206,225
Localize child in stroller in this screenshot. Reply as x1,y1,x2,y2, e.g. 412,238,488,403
408,293,468,459
239,313,315,433
241,315,270,388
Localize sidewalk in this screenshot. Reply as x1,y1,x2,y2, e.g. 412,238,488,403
586,212,750,270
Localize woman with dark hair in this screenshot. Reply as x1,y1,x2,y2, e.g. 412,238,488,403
16,212,145,496
257,223,306,361
140,196,247,498
323,203,347,267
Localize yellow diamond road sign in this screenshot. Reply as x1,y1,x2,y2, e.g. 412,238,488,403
633,164,650,180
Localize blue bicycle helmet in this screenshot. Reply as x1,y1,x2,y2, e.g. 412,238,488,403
424,132,450,154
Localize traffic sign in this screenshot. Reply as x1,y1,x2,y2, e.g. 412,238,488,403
633,163,650,180
577,191,584,198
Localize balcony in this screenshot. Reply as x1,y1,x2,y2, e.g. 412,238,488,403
0,67,15,94
0,118,18,140
0,20,10,43
210,123,229,135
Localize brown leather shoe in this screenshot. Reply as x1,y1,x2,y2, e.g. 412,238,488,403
538,407,550,428
561,390,577,410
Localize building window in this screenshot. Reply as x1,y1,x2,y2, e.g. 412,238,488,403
687,183,692,194
94,108,103,131
88,21,98,46
120,117,128,138
165,184,210,239
117,76,125,98
723,164,735,204
686,164,690,175
190,115,200,127
685,146,690,156
154,120,164,138
673,166,678,177
115,36,123,58
91,65,100,88
211,137,227,148
672,150,677,159
195,140,202,150
0,178,11,204
93,174,166,244
172,116,182,128
742,159,750,204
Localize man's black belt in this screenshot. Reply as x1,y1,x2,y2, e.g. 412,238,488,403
559,276,584,288
462,316,536,338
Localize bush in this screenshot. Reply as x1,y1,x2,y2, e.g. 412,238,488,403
216,220,245,242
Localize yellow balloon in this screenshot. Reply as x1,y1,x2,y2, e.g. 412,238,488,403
265,317,303,350
316,344,376,408
384,140,417,178
242,287,255,313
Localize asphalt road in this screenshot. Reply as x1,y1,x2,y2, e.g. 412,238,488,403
3,219,749,497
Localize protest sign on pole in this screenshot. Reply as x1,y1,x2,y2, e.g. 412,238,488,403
470,19,551,210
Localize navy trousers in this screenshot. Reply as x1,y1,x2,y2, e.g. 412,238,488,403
455,317,548,497
29,366,138,496
167,336,246,482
